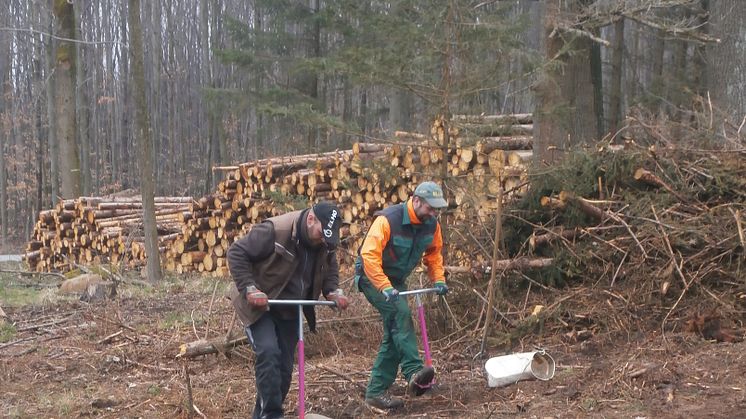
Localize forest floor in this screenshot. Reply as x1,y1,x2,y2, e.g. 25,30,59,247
1,261,745,419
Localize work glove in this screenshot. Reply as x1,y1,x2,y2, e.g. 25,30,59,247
433,281,449,296
327,289,349,310
245,285,268,310
382,286,399,302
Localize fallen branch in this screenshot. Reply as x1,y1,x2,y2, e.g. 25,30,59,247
177,336,248,358
529,228,581,250
445,258,553,274
627,362,660,379
540,196,566,211
634,168,689,204
558,192,647,257
97,330,123,345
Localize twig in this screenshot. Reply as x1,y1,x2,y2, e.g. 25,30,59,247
0,336,36,350
730,209,745,250
479,186,504,357
192,401,207,418
184,363,195,419
653,206,692,334
190,309,199,340
97,330,123,345
309,362,367,391
610,251,628,288
627,363,660,379
224,312,238,341
17,315,74,332
203,281,220,340
611,209,648,258
471,289,513,326
518,272,556,292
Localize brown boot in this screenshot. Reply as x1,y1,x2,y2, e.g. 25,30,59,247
407,366,435,396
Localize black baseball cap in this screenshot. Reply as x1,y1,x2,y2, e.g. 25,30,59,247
313,201,341,246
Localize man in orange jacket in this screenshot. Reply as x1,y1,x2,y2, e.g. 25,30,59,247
355,181,449,410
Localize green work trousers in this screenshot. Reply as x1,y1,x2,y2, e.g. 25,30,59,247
360,277,423,398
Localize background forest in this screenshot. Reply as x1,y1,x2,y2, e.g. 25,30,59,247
0,0,744,249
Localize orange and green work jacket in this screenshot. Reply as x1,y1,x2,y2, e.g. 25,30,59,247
355,199,446,290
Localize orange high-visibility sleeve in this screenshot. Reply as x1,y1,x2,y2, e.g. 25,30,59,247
360,216,393,291
422,222,446,283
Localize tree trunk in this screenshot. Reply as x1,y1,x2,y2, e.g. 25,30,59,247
299,0,321,151
707,0,746,123
44,8,59,205
389,87,412,132
73,0,90,196
53,0,81,198
200,0,215,194
650,29,665,116
128,0,162,283
589,28,604,138
149,0,164,193
608,18,624,135
0,34,8,247
535,0,599,163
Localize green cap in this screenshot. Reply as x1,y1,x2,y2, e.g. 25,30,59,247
414,181,448,208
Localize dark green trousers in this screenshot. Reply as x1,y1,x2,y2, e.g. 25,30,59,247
360,277,423,398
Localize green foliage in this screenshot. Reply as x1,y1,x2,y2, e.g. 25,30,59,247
0,321,17,343
503,147,649,252
218,0,536,143
147,384,162,397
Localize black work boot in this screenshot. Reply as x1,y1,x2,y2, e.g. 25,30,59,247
365,393,404,409
407,366,435,396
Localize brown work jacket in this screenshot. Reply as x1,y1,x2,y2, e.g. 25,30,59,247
227,209,340,331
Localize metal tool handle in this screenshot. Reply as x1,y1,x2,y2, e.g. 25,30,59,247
398,287,439,297
267,299,337,306
265,299,336,419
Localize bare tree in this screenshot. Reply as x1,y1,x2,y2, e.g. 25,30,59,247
52,0,81,198
73,0,90,195
128,0,162,282
0,16,8,248
706,0,746,125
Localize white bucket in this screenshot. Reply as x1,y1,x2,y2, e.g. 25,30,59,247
484,350,556,388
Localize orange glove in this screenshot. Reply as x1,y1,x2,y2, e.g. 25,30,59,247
327,289,349,310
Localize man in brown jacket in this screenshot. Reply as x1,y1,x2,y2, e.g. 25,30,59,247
228,201,348,419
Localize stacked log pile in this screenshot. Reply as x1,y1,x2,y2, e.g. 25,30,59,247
25,113,534,275
24,196,193,272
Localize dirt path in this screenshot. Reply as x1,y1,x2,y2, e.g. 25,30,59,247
1,281,745,418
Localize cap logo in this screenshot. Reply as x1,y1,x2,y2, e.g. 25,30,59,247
326,209,338,229
323,209,338,238
430,190,442,197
